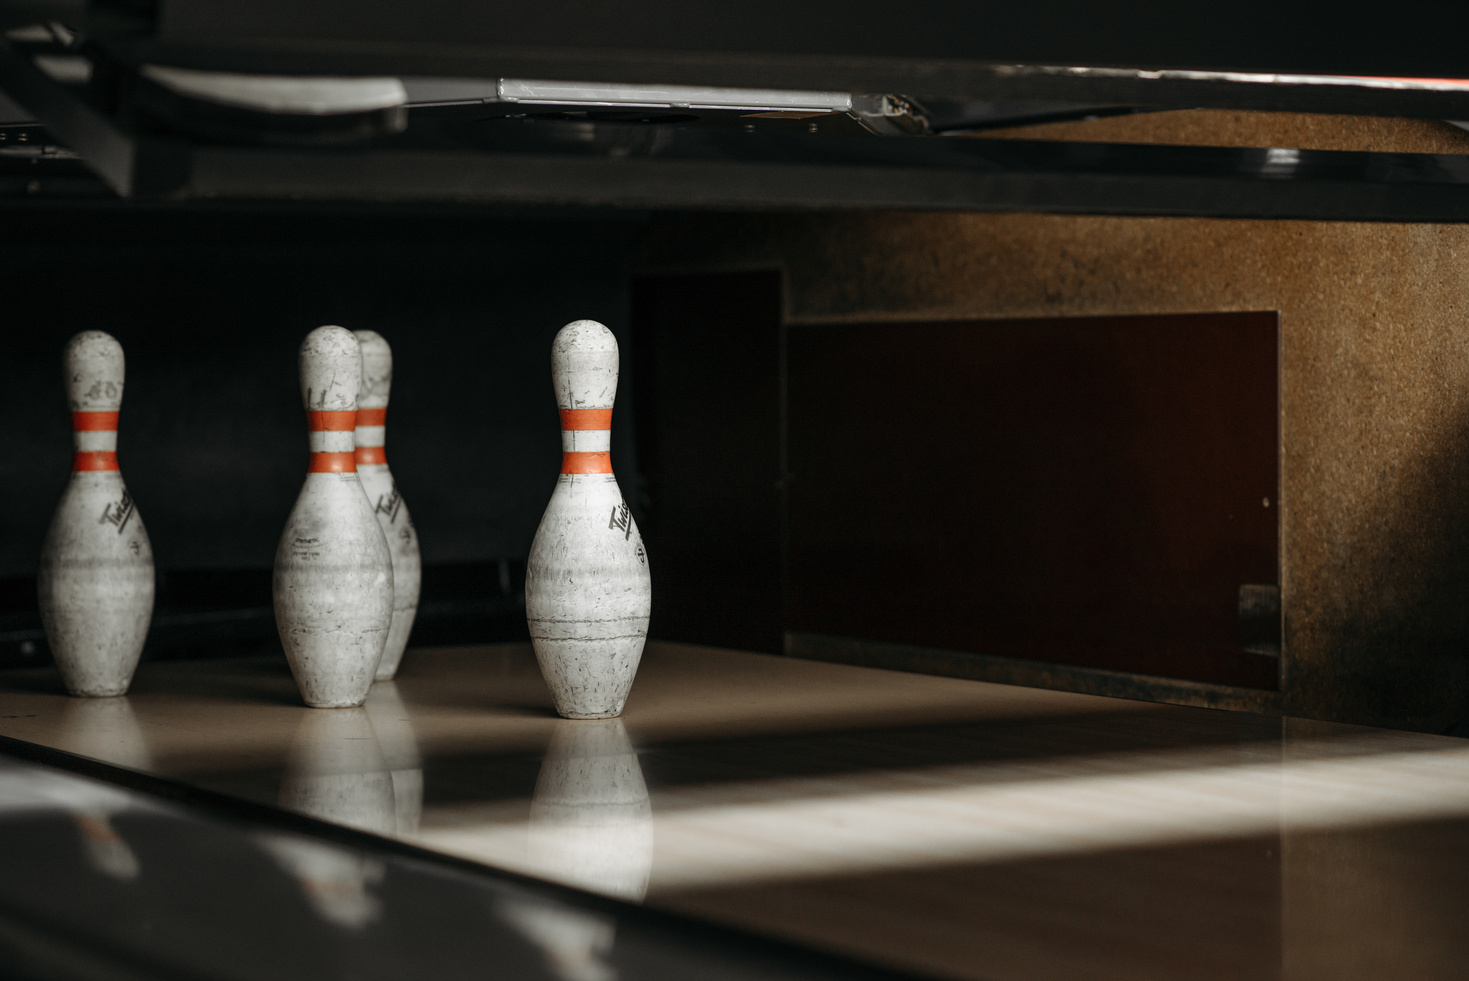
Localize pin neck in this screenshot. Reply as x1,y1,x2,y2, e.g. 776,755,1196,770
355,407,387,467
307,408,357,474
308,410,357,430
70,411,120,472
310,453,357,473
560,408,611,430
559,406,613,475
72,411,119,431
562,452,612,475
72,451,119,472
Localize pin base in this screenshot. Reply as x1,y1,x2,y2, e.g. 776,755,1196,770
300,698,371,710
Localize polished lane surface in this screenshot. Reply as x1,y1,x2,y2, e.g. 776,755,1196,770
2,643,1467,981
0,749,899,981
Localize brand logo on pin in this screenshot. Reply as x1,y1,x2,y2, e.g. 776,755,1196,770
99,490,135,534
375,486,403,523
609,501,633,540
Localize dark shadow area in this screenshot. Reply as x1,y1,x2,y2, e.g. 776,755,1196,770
632,271,785,654
788,312,1280,690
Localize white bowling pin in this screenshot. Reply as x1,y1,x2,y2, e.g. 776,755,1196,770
352,330,421,681
38,331,154,698
525,320,651,720
274,326,393,708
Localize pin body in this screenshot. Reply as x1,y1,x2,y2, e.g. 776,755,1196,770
525,320,651,720
274,326,393,708
353,330,421,681
39,331,154,698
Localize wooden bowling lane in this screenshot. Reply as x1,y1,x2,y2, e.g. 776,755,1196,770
2,643,1468,980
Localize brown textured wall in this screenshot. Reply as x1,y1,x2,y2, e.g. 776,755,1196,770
638,211,1469,731
972,109,1469,153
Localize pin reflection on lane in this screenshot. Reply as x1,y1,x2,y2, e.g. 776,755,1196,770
0,755,147,881
0,753,884,981
55,694,154,772
528,719,653,901
255,832,386,930
364,680,424,837
54,696,151,878
498,719,654,981
261,710,656,975
278,707,394,835
259,702,423,929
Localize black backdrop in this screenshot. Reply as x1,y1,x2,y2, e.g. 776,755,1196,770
0,207,641,577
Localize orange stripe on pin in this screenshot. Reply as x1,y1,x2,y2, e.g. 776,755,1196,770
71,411,119,431
560,408,612,431
72,451,119,472
356,408,387,426
309,451,356,473
355,446,387,466
307,410,357,431
561,451,612,475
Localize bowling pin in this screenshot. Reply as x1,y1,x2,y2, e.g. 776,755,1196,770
352,330,421,681
38,331,154,697
274,326,393,708
525,320,650,720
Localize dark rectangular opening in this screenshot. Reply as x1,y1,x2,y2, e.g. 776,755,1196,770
631,271,785,654
787,312,1280,689
633,271,1280,689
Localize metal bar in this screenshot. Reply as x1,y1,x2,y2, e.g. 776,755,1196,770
29,0,1461,123
177,136,1469,222
12,38,1469,219
15,2,1469,119
88,41,1469,122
